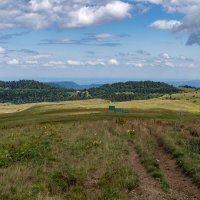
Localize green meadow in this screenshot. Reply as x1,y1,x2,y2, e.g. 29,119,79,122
0,91,200,199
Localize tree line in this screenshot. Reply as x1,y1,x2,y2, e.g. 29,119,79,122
0,80,180,104
88,81,180,101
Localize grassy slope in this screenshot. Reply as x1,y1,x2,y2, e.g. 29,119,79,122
0,91,200,199
0,92,200,129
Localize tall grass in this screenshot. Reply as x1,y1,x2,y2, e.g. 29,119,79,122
152,124,200,186
0,121,139,200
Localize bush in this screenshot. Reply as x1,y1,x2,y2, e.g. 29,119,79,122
116,118,127,125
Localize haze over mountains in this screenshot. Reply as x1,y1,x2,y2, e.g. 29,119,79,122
168,80,200,88
48,81,102,90
47,80,200,90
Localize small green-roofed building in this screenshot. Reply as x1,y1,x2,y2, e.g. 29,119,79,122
108,106,128,113
115,108,129,113
109,106,116,111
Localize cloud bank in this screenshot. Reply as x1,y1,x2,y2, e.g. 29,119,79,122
0,0,132,29
0,0,199,46
0,44,198,69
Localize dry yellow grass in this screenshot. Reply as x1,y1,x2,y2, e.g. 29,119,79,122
0,103,32,114
0,96,200,115
116,99,200,113
163,90,200,100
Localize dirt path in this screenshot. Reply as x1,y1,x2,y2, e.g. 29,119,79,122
128,141,171,200
156,145,200,200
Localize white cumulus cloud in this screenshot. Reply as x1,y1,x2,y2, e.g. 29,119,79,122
149,20,182,29
0,0,132,29
0,47,6,54
108,58,119,65
7,59,19,65
95,33,113,39
139,0,200,45
159,53,170,59
86,59,105,66
67,60,82,66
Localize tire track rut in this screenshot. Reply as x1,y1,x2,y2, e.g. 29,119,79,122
128,142,171,200
155,145,200,200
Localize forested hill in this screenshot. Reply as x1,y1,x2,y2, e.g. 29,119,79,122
0,80,54,90
88,81,180,101
0,80,88,104
0,80,180,104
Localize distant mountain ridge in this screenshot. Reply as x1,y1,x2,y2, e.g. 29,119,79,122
47,80,200,90
47,81,102,89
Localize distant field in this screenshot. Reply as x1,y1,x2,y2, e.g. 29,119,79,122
0,103,32,114
1,87,200,115
1,97,200,115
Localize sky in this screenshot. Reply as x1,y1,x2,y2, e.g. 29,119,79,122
0,0,200,83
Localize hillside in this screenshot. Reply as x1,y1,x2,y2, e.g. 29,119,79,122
0,80,55,90
0,80,88,104
88,81,180,101
0,80,181,104
0,97,200,199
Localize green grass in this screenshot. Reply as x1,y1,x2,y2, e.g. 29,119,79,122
153,124,200,186
98,164,139,200
0,104,200,131
0,128,55,167
0,95,200,199
130,122,170,193
0,121,139,200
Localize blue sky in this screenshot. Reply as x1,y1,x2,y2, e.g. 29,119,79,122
0,0,200,83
